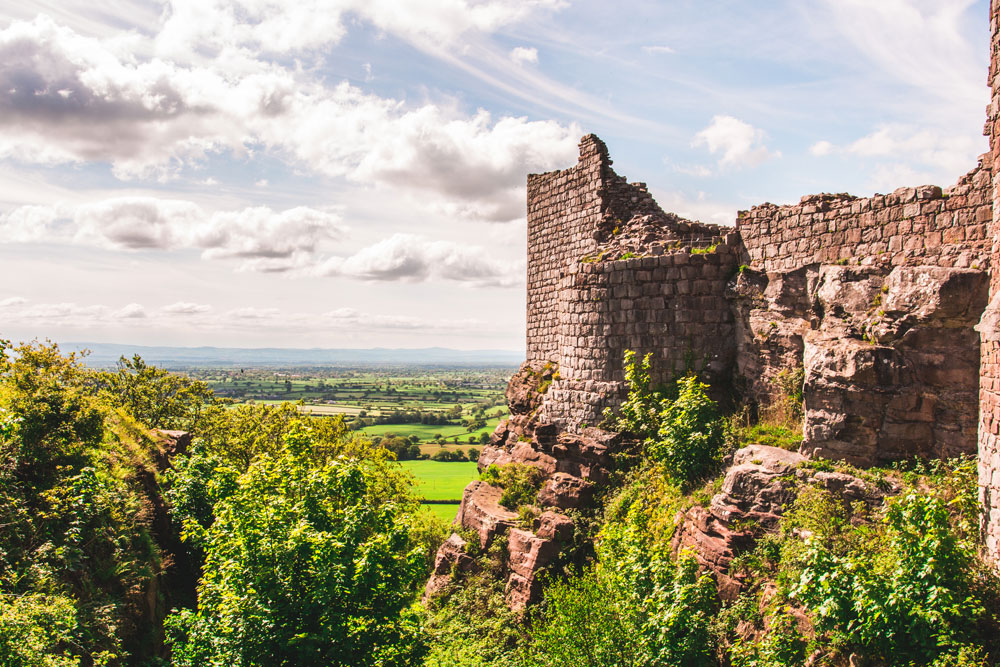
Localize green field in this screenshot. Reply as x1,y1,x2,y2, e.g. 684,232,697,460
421,504,460,523
401,460,478,501
359,414,505,444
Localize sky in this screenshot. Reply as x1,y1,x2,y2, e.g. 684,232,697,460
0,0,991,352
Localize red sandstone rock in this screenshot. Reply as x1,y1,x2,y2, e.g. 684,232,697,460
710,446,804,530
536,472,594,509
423,533,475,601
674,445,888,600
504,522,569,610
506,362,555,416
455,481,518,549
535,510,574,541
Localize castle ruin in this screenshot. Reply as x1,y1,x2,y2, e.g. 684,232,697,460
426,3,1000,608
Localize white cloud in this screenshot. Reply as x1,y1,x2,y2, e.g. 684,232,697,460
226,306,281,320
672,164,713,178
316,233,522,286
510,46,538,64
0,197,346,272
642,45,675,55
846,124,977,175
0,15,578,221
114,303,147,319
161,301,212,314
692,115,778,169
158,0,566,56
809,140,834,157
0,297,491,336
0,297,27,308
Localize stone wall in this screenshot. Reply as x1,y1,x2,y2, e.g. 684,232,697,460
978,0,1000,563
541,246,739,430
737,166,992,275
526,135,605,365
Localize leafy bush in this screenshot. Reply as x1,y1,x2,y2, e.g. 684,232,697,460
93,355,215,431
0,341,166,665
607,352,726,486
166,423,428,666
729,612,806,667
433,449,469,462
521,553,716,667
648,376,726,484
479,464,545,509
0,593,81,667
792,491,985,664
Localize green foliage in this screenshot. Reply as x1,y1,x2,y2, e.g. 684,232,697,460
423,536,524,667
192,401,302,469
432,449,469,462
94,355,215,431
167,423,428,666
607,351,726,486
479,464,544,509
519,570,637,667
162,447,238,554
730,613,806,667
647,376,725,484
517,462,716,667
607,350,663,440
0,341,103,488
0,341,166,665
690,244,718,255
792,491,985,664
0,594,81,667
521,553,716,667
738,423,802,451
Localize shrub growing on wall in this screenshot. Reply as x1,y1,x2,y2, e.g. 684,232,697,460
608,351,726,486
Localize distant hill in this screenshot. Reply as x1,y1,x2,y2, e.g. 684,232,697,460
64,342,524,369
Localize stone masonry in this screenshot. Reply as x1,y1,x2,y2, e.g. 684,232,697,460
526,134,991,470
979,0,1000,563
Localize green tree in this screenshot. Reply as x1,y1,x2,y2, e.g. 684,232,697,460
94,354,215,430
166,423,428,666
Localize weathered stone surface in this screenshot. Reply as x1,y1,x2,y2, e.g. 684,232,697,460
798,265,986,465
505,516,573,610
536,472,594,509
535,510,574,541
456,481,518,549
506,362,555,416
711,445,805,529
423,533,475,601
710,445,805,528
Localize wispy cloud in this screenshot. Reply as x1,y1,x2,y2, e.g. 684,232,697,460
0,296,493,336
0,197,346,272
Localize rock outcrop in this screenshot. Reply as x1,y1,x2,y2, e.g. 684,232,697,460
801,265,987,465
673,445,889,600
426,364,626,611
